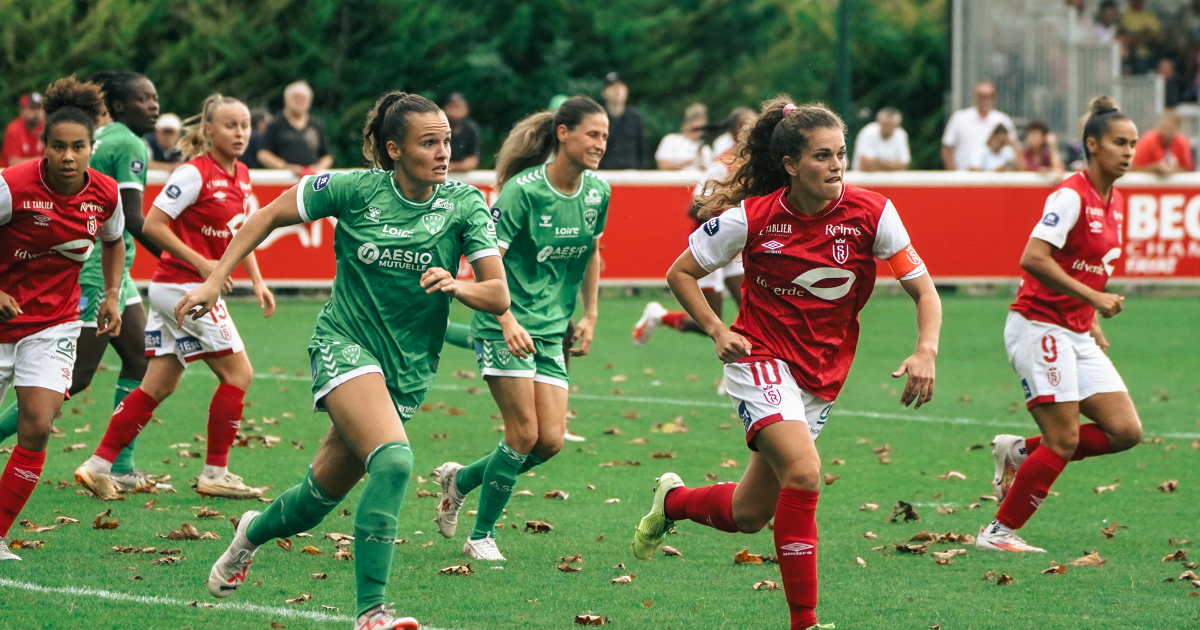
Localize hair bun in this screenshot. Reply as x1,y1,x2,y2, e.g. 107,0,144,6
1089,96,1118,117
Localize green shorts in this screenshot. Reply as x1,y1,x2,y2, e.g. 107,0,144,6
308,337,425,422
78,272,141,327
474,336,569,389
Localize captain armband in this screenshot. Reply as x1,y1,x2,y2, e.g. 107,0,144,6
887,244,927,281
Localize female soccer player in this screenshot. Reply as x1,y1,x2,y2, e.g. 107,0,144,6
630,98,941,630
432,96,608,561
0,77,126,560
186,91,507,630
976,97,1142,553
74,94,273,500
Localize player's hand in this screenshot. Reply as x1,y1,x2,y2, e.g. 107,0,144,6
420,267,458,298
195,259,234,293
0,291,22,323
893,349,936,408
570,314,596,357
1090,292,1124,318
175,280,222,328
1089,319,1110,353
502,320,536,360
96,294,123,338
254,282,276,318
712,327,752,363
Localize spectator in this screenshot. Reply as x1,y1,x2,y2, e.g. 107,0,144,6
239,107,272,169
941,81,1016,171
711,107,755,157
852,107,911,171
970,124,1023,172
1158,58,1190,107
655,103,712,171
1132,109,1194,175
1091,0,1120,45
258,80,332,175
144,112,183,171
443,93,481,173
598,72,646,169
1120,0,1164,74
1020,120,1064,174
1,92,44,167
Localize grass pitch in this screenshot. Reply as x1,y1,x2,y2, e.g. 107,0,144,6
0,292,1196,630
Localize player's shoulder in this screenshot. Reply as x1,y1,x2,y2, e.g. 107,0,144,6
1051,173,1088,201
582,169,611,194
85,168,121,205
841,184,891,217
507,166,546,190
0,158,41,189
437,180,487,211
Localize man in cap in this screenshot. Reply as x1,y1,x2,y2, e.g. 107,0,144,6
1,93,45,167
145,112,184,171
598,72,646,170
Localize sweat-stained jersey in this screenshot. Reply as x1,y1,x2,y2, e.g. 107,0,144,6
79,122,146,286
149,154,253,284
297,170,499,395
471,165,609,342
688,185,927,400
1010,171,1124,334
0,160,125,342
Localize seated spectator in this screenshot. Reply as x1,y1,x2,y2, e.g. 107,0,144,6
970,124,1023,172
1132,109,1194,175
852,107,911,171
598,73,646,169
1,92,44,167
258,80,333,176
239,107,272,169
1091,0,1120,45
1158,59,1190,107
144,113,183,171
1020,120,1064,174
711,107,755,157
1120,0,1165,74
443,93,481,173
942,81,1015,170
656,103,711,171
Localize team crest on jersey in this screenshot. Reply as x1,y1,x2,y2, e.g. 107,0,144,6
584,208,598,228
832,238,849,264
422,213,446,235
1047,367,1060,386
495,346,512,365
87,216,98,235
489,207,502,223
342,345,361,364
761,240,784,252
763,386,781,406
584,189,603,205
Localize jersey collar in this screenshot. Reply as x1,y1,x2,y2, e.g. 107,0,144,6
388,174,440,209
776,183,845,219
541,165,584,200
1079,170,1114,208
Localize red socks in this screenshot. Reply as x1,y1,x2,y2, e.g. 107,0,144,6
0,446,46,538
664,483,740,533
94,387,160,463
776,488,820,630
661,311,688,331
205,384,245,467
995,446,1067,530
1023,423,1114,461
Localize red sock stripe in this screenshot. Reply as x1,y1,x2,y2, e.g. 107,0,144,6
776,488,819,630
205,384,245,467
995,446,1066,530
94,388,159,463
0,446,46,538
663,483,739,533
661,312,687,331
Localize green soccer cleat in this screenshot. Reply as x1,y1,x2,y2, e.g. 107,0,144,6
632,472,684,559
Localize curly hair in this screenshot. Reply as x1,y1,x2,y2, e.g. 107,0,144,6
41,76,105,143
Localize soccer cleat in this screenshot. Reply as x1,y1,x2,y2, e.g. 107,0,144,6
632,472,684,559
433,462,465,538
631,301,668,347
805,625,836,630
196,472,263,499
111,469,156,494
355,604,419,630
975,523,1045,553
74,460,120,501
462,533,506,561
990,434,1027,503
207,510,260,597
0,538,21,561
563,429,586,442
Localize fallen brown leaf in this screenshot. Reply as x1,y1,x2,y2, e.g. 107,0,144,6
628,437,649,445
1101,522,1128,539
513,489,535,497
720,459,739,468
54,516,79,525
936,471,967,481
301,546,322,555
558,554,583,572
1094,484,1119,494
863,531,878,539
439,563,474,575
856,556,867,567
894,542,928,555
602,427,624,436
611,574,634,584
936,506,957,515
525,520,554,533
332,549,353,561
151,555,185,565
823,474,840,486
996,573,1013,585
752,580,781,591
277,538,293,551
735,549,766,564
285,594,312,604
545,490,569,500
1070,552,1106,566
92,509,119,530
574,614,609,626
860,503,880,511
885,501,921,523
662,546,682,557
195,507,222,518
1159,479,1180,493
1164,550,1189,562
9,540,43,550
199,532,220,541
62,443,87,452
1042,564,1068,574
651,451,675,459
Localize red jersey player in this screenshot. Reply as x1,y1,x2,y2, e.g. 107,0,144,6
631,98,942,630
76,94,275,502
975,97,1143,553
0,77,125,561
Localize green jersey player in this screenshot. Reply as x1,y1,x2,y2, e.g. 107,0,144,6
433,97,609,561
180,92,508,630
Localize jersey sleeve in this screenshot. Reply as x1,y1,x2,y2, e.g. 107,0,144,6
152,164,203,218
688,204,748,273
297,172,356,222
107,136,148,191
0,173,11,227
491,184,527,250
594,183,610,239
460,190,500,262
873,200,927,281
1029,187,1082,249
98,195,126,242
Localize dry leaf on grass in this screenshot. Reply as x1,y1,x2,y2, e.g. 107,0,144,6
9,540,43,550
604,498,620,504
92,509,119,530
611,574,635,584
611,375,628,382
734,549,766,564
151,555,185,565
55,516,79,525
829,458,845,466
860,503,880,511
893,542,928,555
978,495,998,502
525,520,554,533
936,471,967,481
652,451,675,459
277,538,293,551
622,410,639,419
574,614,608,626
1101,523,1128,539
62,443,87,452
285,594,312,604
996,573,1013,586
301,546,322,555
414,488,440,498
863,532,878,539
936,506,957,515
752,580,781,591
885,501,921,523
558,554,583,572
603,427,624,436
332,549,353,561
439,563,473,575
195,507,222,518
931,549,968,561
199,532,220,540
720,459,739,468
1159,479,1180,493
430,433,448,440
545,490,569,500
966,503,982,510
628,438,649,446
856,557,867,567
1042,564,1068,575
662,546,682,557
823,474,840,486
1070,552,1106,566
1094,484,1119,494
513,490,535,497
1164,550,1189,562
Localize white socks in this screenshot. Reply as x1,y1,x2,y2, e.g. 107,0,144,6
202,465,228,480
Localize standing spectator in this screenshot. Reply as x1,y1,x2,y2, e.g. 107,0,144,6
1120,0,1164,74
941,81,1016,171
239,107,272,169
1157,59,1190,107
970,124,1023,172
1,92,45,167
1132,109,1194,175
1020,120,1064,174
257,81,332,175
598,73,646,169
1091,0,1121,45
711,107,755,157
655,103,711,171
443,93,481,173
852,107,911,171
144,113,183,171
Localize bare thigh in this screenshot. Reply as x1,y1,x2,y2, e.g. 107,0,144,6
69,330,111,396
15,386,66,452
530,381,568,459
316,373,409,497
109,303,148,382
1078,391,1142,451
486,376,539,454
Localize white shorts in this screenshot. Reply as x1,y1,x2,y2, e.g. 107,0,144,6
724,358,833,450
144,282,244,366
1004,311,1126,410
697,254,745,293
0,321,82,402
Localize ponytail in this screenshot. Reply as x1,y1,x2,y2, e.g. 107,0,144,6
362,91,441,170
177,93,246,161
494,95,606,189
42,76,105,143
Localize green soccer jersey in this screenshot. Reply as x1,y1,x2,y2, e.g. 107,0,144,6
471,165,609,341
80,122,147,285
299,170,499,395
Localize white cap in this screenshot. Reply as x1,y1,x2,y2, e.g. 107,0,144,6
156,113,182,131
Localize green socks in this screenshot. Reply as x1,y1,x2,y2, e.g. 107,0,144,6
444,322,474,350
109,378,141,475
517,452,546,476
246,467,343,546
469,440,527,541
0,403,16,443
457,446,547,501
354,441,413,617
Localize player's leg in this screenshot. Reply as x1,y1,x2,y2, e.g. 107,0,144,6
633,275,725,346
0,386,64,560
196,350,258,498
107,300,149,476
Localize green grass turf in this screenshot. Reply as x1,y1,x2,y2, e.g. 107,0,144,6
0,293,1197,630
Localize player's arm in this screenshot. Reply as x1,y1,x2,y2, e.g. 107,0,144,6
1020,238,1123,317
668,250,750,363
894,271,940,408
423,255,508,316
238,251,275,318
119,188,162,258
96,203,127,338
142,206,231,292
0,184,20,321
571,244,601,357
488,245,535,359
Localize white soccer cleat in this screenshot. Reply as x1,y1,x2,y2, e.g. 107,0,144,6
563,429,586,442
975,522,1045,553
632,472,685,559
111,469,156,494
0,538,21,561
196,472,263,499
990,434,1027,503
355,604,419,630
207,510,260,598
433,462,465,538
632,301,668,347
74,460,120,501
463,534,506,561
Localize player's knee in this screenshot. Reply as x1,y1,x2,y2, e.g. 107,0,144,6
217,361,253,391
1110,422,1142,452
732,505,775,534
1043,433,1079,460
142,380,176,401
778,461,822,492
505,423,539,454
532,438,562,462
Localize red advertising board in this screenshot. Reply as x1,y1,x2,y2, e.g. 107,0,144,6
132,170,1200,285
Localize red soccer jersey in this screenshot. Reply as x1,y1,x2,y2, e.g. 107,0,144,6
689,185,927,400
1,118,45,167
0,160,124,342
1011,171,1124,333
150,154,253,284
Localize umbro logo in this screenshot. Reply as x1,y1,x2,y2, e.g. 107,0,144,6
13,468,38,482
761,240,784,252
779,542,813,555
